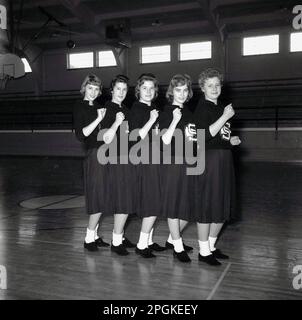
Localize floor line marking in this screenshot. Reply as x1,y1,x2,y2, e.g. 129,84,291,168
206,262,232,300
1,236,81,247
19,194,83,211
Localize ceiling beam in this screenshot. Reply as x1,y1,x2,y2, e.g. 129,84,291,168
221,11,291,26
56,0,126,72
197,0,225,43
94,2,200,24
17,2,200,30
33,20,211,44
59,0,96,27
133,20,210,35
13,0,61,10
213,0,261,6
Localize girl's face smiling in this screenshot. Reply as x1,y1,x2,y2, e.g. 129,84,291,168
112,82,128,105
84,84,100,103
173,84,189,107
139,80,155,105
201,77,221,104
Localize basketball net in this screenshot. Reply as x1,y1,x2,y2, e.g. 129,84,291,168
0,74,9,90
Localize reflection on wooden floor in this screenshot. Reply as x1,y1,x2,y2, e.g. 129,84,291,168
0,157,301,300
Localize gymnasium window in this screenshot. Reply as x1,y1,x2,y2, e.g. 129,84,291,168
97,50,117,67
290,32,302,52
140,45,171,64
242,35,279,56
179,41,212,61
21,58,32,73
67,52,94,69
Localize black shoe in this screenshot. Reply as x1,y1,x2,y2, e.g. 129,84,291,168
173,250,191,263
111,243,129,256
211,249,229,259
135,247,156,258
84,241,98,252
149,243,166,252
165,241,174,250
95,237,110,247
165,241,193,252
122,237,136,248
183,243,193,252
198,254,221,266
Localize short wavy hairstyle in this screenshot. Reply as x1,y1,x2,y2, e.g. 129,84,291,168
110,74,130,92
80,74,102,96
166,74,193,103
135,73,159,100
198,68,223,88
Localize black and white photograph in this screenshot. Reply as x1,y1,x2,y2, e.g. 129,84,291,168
0,0,301,309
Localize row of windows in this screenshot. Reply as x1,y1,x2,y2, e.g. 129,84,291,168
22,32,302,72
66,42,212,70
243,33,302,55
68,50,117,69
140,42,212,64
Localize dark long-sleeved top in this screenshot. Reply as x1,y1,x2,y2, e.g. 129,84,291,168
127,101,161,161
128,101,160,146
99,101,130,157
128,101,159,136
194,98,232,150
73,99,103,150
159,104,196,158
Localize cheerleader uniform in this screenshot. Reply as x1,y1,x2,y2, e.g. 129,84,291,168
73,99,111,215
192,98,236,223
101,101,137,215
159,104,196,221
128,101,161,218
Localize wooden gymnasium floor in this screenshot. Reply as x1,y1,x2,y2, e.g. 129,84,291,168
0,156,301,300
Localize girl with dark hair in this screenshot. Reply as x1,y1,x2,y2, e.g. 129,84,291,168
128,73,166,258
159,74,195,263
101,74,137,255
73,74,110,251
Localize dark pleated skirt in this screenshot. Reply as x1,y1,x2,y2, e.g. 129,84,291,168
190,149,236,223
136,164,161,217
83,148,111,215
108,157,137,215
160,160,192,220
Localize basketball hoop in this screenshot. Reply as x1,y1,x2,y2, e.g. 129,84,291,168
0,53,25,90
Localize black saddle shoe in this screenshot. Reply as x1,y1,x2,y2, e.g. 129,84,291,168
95,237,110,247
111,243,129,256
198,254,221,266
84,241,98,252
135,247,156,258
165,241,193,252
173,250,191,263
211,249,229,260
149,243,166,251
122,237,136,248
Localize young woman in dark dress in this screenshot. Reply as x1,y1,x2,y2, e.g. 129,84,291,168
101,75,137,256
159,74,195,263
128,73,166,258
73,74,110,251
192,68,241,266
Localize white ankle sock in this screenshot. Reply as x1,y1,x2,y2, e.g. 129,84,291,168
148,228,154,246
85,228,95,243
94,224,99,240
167,234,173,245
137,232,149,250
198,240,211,256
173,238,184,253
209,236,217,252
112,231,123,246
